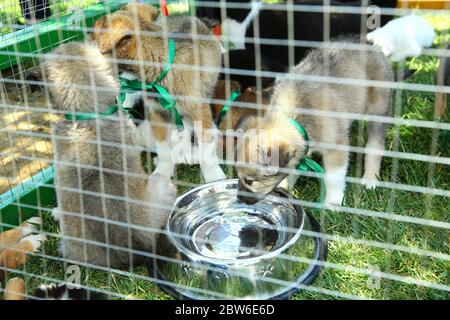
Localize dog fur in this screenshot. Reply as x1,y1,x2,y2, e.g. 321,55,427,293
3,278,25,300
92,7,225,182
39,42,175,268
235,37,393,207
211,80,271,157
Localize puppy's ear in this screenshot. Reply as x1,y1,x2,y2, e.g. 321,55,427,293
138,3,160,22
122,3,160,24
114,33,135,58
93,16,112,54
25,66,45,93
97,14,137,57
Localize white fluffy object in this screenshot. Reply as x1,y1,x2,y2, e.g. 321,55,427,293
367,15,436,61
221,1,262,50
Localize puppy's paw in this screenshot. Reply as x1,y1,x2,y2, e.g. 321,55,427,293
279,178,289,190
51,207,60,221
19,217,42,236
324,190,344,210
19,234,47,252
361,177,378,190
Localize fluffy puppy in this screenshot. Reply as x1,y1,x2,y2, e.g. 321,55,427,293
235,38,393,207
92,8,225,182
38,42,175,268
367,15,436,61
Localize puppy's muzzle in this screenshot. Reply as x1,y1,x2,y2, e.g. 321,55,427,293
237,180,260,205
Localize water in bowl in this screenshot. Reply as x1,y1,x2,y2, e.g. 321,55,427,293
169,185,301,263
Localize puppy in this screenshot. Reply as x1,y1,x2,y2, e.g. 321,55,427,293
38,42,175,268
92,7,225,182
367,15,436,61
235,37,393,207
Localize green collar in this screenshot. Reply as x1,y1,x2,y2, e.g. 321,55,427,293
118,39,182,127
64,105,119,121
289,118,326,204
216,89,240,126
64,40,177,122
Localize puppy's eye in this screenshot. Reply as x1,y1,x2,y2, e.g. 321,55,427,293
244,178,253,186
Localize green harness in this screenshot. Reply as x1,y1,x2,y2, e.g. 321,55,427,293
117,39,183,127
64,39,182,125
65,37,239,130
216,89,240,127
64,105,119,121
289,119,326,204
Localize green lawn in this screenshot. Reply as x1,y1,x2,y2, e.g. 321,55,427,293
0,0,98,34
1,5,448,300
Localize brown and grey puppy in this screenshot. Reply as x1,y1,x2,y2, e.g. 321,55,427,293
92,6,225,182
235,38,393,207
39,42,175,268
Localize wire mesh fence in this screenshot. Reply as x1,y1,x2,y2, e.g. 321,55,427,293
0,0,448,300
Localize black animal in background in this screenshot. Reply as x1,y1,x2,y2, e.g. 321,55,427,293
197,0,398,89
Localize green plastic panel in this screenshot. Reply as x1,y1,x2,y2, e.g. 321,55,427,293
0,165,55,231
0,0,130,71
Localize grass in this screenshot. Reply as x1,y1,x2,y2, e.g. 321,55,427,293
1,5,449,300
0,0,99,34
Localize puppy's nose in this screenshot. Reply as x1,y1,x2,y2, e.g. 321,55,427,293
237,180,259,204
237,194,259,205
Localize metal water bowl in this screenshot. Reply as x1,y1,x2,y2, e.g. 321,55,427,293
151,179,327,300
